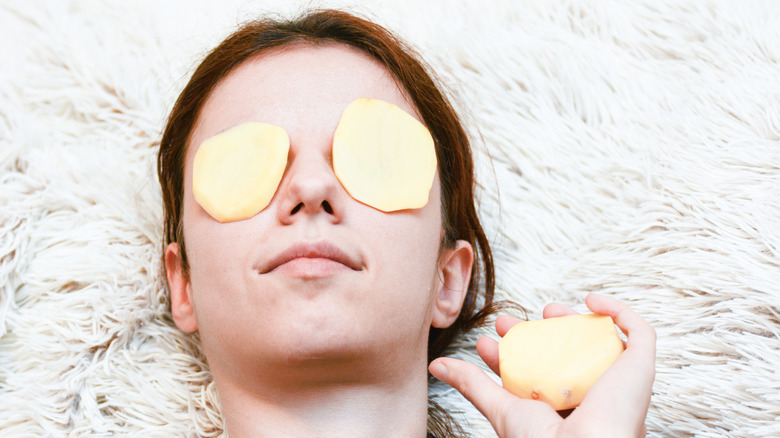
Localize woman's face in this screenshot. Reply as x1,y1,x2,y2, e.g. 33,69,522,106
167,44,470,375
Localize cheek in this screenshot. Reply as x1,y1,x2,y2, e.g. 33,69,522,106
361,179,444,293
180,195,274,299
180,205,282,354
182,201,234,274
359,206,443,307
362,216,442,347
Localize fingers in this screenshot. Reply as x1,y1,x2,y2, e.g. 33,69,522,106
429,357,562,436
584,293,656,392
496,302,577,337
570,294,656,436
428,357,506,422
460,295,654,438
572,343,655,437
495,315,522,337
476,336,500,376
585,293,657,364
542,302,579,319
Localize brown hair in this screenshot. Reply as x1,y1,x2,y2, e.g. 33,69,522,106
158,9,514,437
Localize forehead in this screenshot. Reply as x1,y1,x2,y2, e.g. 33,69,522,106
189,43,420,148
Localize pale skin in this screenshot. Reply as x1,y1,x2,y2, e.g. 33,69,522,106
429,294,657,438
165,43,656,437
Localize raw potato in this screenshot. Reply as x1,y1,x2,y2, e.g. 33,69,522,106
499,314,624,411
193,122,289,222
332,97,436,212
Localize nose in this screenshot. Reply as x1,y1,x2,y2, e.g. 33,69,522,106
276,153,343,224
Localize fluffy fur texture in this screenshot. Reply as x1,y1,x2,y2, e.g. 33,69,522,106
1,0,778,436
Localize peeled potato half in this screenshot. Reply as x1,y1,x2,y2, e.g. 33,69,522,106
333,98,436,212
192,122,289,222
498,314,624,411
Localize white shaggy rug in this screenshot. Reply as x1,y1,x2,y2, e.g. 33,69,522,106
1,0,779,436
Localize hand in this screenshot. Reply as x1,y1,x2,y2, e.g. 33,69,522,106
428,293,656,438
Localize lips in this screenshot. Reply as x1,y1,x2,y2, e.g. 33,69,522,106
259,241,363,274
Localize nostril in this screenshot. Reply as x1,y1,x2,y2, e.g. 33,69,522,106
322,201,333,214
291,203,303,215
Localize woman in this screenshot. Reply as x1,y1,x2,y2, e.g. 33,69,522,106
157,9,655,437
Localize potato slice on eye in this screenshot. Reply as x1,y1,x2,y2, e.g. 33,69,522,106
333,98,437,212
193,122,289,222
498,314,624,411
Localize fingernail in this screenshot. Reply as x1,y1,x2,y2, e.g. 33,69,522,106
430,360,448,379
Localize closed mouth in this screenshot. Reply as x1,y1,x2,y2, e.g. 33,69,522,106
260,241,363,274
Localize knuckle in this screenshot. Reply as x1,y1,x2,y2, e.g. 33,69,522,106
450,363,477,393
649,325,658,342
491,397,515,436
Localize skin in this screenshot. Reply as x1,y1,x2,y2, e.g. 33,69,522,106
430,293,656,438
165,43,473,437
164,42,656,438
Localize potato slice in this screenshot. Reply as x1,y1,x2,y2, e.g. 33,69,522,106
499,314,624,411
193,122,289,222
333,98,436,212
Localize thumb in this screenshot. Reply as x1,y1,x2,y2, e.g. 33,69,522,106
429,357,562,437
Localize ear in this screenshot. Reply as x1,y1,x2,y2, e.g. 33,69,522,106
431,240,474,329
165,242,198,333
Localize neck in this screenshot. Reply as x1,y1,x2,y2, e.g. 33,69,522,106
214,356,430,438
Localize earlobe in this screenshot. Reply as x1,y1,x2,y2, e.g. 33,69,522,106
165,242,198,333
431,240,474,329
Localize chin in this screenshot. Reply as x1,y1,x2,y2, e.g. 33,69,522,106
282,343,360,365
278,336,381,382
